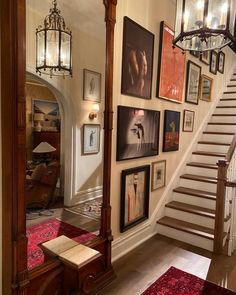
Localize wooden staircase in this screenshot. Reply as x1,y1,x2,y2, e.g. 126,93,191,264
157,74,236,252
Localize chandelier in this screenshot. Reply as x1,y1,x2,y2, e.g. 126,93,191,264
36,0,72,77
173,0,236,52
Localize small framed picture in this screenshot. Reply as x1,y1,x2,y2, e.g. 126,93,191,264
217,52,225,74
183,110,195,132
83,124,100,155
83,69,101,102
151,160,166,191
190,50,200,58
200,75,213,102
185,60,201,105
199,51,210,65
210,51,218,75
163,110,181,152
120,165,150,232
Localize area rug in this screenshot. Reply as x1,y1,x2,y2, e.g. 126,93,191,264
142,266,236,295
65,197,102,220
27,218,96,270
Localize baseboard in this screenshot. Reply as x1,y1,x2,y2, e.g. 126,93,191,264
71,186,103,206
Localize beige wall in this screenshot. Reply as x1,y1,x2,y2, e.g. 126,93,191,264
111,0,236,245
0,20,2,295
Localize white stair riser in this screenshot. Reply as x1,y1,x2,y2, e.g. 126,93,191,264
186,165,217,177
197,143,229,153
206,125,236,132
165,207,215,228
218,100,236,107
156,224,214,251
210,116,236,123
214,108,236,115
179,178,217,193
191,154,222,165
201,133,233,143
173,192,216,210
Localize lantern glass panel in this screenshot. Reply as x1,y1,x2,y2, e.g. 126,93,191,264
229,0,236,35
61,32,71,69
184,0,205,32
174,0,184,37
207,0,229,29
36,30,45,67
46,30,59,67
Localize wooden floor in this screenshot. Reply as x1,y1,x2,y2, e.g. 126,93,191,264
95,234,236,295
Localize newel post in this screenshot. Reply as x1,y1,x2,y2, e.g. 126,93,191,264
214,159,228,254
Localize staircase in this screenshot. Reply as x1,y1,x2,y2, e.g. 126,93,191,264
156,72,236,252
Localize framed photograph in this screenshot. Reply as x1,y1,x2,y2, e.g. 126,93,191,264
217,52,225,74
121,16,154,99
190,50,200,58
210,51,218,75
200,75,213,102
163,110,180,152
183,110,195,132
83,69,101,102
83,124,100,155
120,165,150,232
200,51,210,65
157,21,186,103
185,60,201,105
117,106,160,161
151,160,166,191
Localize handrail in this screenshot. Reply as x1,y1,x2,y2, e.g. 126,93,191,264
226,132,236,162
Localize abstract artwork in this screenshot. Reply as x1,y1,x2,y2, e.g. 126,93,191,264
163,110,180,152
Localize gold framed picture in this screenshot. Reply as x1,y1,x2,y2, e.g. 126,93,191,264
151,160,166,191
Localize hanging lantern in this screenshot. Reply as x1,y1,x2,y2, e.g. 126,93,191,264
173,0,236,52
36,0,72,77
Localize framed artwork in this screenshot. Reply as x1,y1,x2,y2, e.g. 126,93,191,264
32,99,60,132
183,110,195,132
210,51,218,75
83,69,101,102
117,106,160,161
190,51,200,58
200,51,210,65
217,52,225,74
151,160,166,191
200,75,213,102
185,60,201,105
121,16,154,99
120,165,150,232
82,124,100,155
157,21,186,103
163,110,180,152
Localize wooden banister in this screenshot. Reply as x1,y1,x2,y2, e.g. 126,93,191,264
226,132,236,162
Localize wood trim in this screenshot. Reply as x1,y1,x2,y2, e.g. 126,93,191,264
226,132,236,162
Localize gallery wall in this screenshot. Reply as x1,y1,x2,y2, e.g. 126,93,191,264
111,0,236,259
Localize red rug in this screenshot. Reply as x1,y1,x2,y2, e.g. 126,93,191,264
142,266,236,295
27,218,96,270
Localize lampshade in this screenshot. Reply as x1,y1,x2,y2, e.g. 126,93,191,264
34,113,45,121
33,142,56,153
173,0,236,52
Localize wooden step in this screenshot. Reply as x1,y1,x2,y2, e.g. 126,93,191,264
198,141,230,146
192,151,226,157
203,131,235,135
227,85,236,88
216,106,236,108
180,174,217,184
212,114,236,117
173,186,216,200
166,201,215,219
157,216,215,240
208,122,236,125
220,98,236,101
230,79,236,81
224,91,236,94
186,162,218,170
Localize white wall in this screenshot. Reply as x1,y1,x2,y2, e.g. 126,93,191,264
0,17,2,295
111,0,236,260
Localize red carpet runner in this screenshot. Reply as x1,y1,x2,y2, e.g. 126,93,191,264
27,218,96,270
142,266,236,295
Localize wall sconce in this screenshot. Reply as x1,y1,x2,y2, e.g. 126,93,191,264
89,104,100,120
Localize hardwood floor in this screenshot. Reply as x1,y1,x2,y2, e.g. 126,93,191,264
95,234,236,295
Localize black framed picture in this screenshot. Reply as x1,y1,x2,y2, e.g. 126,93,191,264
120,165,150,232
183,110,195,132
200,75,213,102
199,51,210,65
217,52,225,74
210,51,218,75
117,106,160,161
163,110,180,152
121,16,154,99
185,60,201,105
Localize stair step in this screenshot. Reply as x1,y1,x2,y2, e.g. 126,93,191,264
212,114,236,117
186,162,218,170
157,216,215,240
216,106,236,108
208,122,236,125
192,151,226,157
203,131,234,135
224,91,236,94
173,186,216,200
180,174,217,184
198,141,230,146
227,85,236,88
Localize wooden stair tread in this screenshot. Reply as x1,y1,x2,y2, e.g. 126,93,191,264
223,91,236,94
212,114,236,117
157,216,215,240
198,141,230,146
192,151,226,157
208,122,236,125
203,131,234,135
226,85,236,88
173,186,216,200
180,173,217,184
186,162,218,170
216,106,236,108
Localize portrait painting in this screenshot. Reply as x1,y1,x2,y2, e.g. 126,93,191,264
157,21,186,103
183,110,195,132
121,16,154,99
185,60,201,105
210,51,218,75
163,110,180,152
116,106,160,161
217,52,225,74
151,160,166,191
83,69,101,102
200,75,213,102
120,165,150,232
200,51,210,65
83,124,100,155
